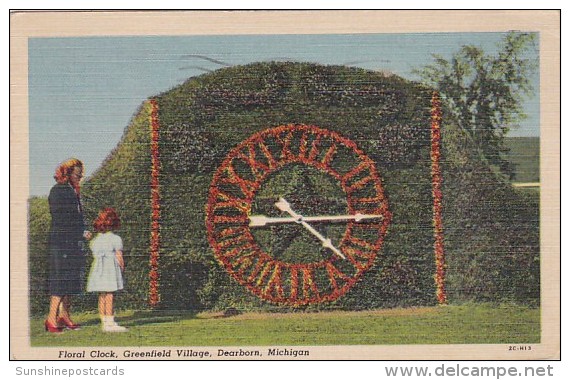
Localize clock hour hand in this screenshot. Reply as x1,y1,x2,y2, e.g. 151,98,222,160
274,197,346,260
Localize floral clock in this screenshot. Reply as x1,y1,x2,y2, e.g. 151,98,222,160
205,124,392,306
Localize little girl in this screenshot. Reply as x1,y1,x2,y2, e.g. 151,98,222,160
86,207,127,332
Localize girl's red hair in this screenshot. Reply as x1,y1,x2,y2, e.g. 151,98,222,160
93,207,121,233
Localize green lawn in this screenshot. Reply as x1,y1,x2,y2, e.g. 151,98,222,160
31,304,540,346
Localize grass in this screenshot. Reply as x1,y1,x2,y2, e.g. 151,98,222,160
31,304,540,347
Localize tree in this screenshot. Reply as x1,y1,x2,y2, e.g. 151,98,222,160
415,32,538,179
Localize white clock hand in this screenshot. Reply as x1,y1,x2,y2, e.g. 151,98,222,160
274,197,302,220
249,213,383,226
249,215,298,227
305,213,383,223
274,197,346,260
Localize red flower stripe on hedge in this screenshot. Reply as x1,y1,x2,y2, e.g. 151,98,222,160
149,99,161,307
431,92,447,305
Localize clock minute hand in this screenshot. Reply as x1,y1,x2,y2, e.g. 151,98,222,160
274,197,346,260
249,213,383,226
303,214,383,223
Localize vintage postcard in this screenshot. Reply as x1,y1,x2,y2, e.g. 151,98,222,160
10,10,560,360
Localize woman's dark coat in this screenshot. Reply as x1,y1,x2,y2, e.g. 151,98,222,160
48,183,87,296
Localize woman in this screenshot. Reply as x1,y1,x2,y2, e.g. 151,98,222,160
45,158,91,333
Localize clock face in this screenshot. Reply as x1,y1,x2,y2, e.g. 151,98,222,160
205,125,391,306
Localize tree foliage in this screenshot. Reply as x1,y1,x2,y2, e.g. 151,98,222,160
415,32,538,179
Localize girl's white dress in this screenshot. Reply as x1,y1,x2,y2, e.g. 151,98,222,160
86,232,124,292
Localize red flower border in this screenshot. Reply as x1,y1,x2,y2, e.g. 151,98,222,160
431,91,447,305
149,99,161,307
205,124,392,306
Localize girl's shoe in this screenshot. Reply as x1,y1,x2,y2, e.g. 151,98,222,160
102,316,128,333
57,317,81,330
103,323,128,333
44,320,63,333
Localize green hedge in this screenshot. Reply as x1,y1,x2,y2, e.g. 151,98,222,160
434,109,540,305
28,62,539,315
28,196,51,316
81,103,155,310
153,62,435,311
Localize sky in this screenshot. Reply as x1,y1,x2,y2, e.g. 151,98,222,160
27,32,540,196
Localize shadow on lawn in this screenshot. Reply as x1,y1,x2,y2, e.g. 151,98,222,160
119,310,198,327
119,307,242,326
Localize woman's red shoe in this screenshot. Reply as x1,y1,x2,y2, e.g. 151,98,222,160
57,317,81,330
44,320,63,333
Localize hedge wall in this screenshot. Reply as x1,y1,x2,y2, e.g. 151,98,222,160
440,120,540,305
28,62,539,315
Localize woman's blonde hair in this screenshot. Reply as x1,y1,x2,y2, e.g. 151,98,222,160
54,158,83,190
